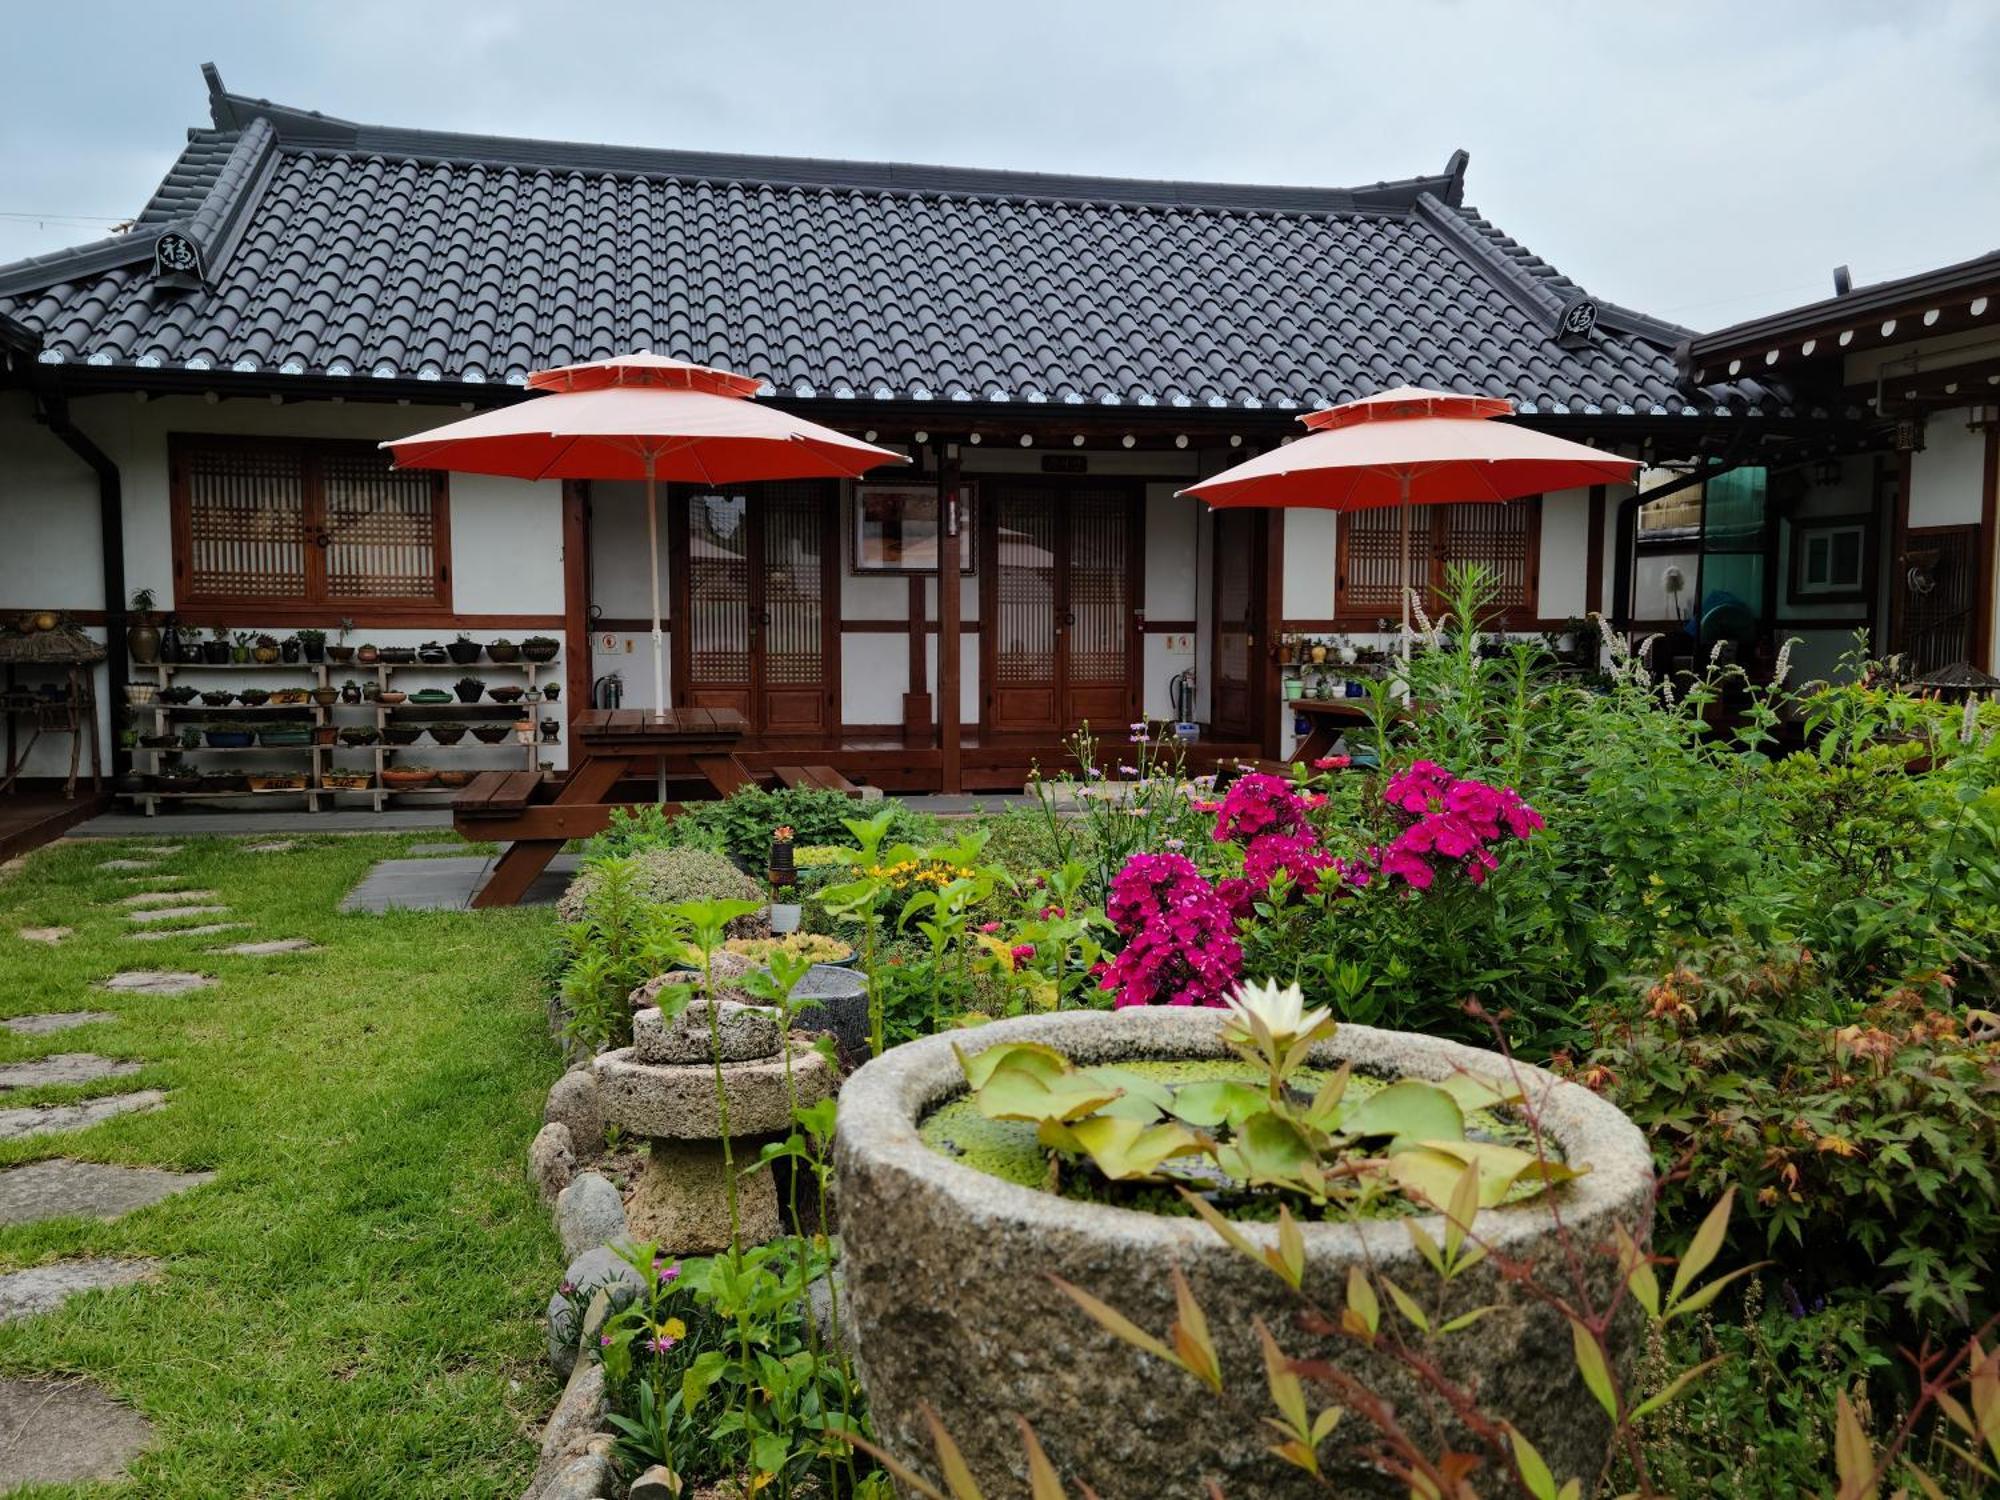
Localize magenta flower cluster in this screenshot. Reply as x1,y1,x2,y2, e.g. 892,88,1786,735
1098,852,1243,1008
1212,773,1309,844
1375,760,1544,888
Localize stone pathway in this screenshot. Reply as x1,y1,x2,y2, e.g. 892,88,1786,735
0,1091,168,1142
17,927,71,946
209,938,316,956
126,904,228,925
96,859,162,872
126,923,246,942
0,1259,161,1324
2,1013,117,1036
0,1055,141,1091
0,1159,213,1227
0,1379,156,1486
120,890,218,908
98,971,213,995
243,840,296,853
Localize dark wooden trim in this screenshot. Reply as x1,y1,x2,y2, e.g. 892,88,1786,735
818,482,843,740
1141,618,1196,633
666,487,690,709
1585,484,1607,614
167,432,454,617
1888,450,1915,653
28,606,565,629
936,445,963,793
1976,426,1999,670
1259,509,1284,758
906,578,927,691
1283,615,1587,634
562,480,592,727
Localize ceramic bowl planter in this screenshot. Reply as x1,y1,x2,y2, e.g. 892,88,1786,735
470,723,513,744
379,646,417,665
428,722,469,746
485,639,521,664
446,637,484,665
417,642,450,665
327,645,355,666
488,685,526,705
201,639,232,664
382,725,423,746
356,645,381,664
521,636,560,663
381,767,437,790
311,686,340,708
124,683,158,706
339,726,381,748
453,677,486,705
835,1009,1653,1498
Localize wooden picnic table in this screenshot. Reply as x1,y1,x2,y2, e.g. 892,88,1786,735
459,706,752,908
1287,697,1376,765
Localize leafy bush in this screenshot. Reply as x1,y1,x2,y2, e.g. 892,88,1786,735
557,846,770,939
550,855,684,1050
588,787,937,867
1582,936,2000,1330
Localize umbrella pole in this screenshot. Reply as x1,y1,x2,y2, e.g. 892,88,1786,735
645,453,668,801
1398,472,1413,662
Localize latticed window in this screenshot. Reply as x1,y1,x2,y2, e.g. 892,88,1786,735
169,436,449,617
1334,501,1540,620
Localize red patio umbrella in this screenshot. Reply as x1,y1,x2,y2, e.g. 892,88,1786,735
383,353,905,717
1180,386,1639,653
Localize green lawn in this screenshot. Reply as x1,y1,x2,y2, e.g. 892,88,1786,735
0,834,561,1498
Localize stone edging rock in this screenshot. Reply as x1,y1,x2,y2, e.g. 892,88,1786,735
521,1058,623,1500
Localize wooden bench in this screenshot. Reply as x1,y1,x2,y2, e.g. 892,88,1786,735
773,764,865,798
452,771,545,818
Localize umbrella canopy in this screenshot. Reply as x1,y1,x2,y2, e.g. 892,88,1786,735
1181,385,1639,649
383,353,905,720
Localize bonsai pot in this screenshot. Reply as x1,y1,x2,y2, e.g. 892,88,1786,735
253,645,280,664
446,639,484,665
834,1009,1653,1499
301,640,326,664
428,723,469,746
521,639,560,663
485,640,521,663
434,769,475,788
339,684,363,706
470,723,513,744
138,733,180,749
417,643,450,665
314,725,338,746
327,646,355,665
114,771,150,794
237,689,271,707
311,687,339,708
487,685,526,704
381,768,437,790
543,683,561,701
379,646,417,665
356,645,381,664
539,717,561,742
339,727,381,747
382,725,424,746
205,728,254,748
127,620,161,665
158,686,199,705
280,639,302,663
201,640,231,664
376,690,407,706
453,680,486,704
124,684,158,706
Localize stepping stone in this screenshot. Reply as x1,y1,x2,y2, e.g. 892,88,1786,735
99,971,213,995
17,927,71,945
121,890,218,908
209,938,316,956
96,860,158,872
243,840,296,853
0,1158,214,1226
0,1090,168,1141
0,1378,155,1485
0,1258,161,1324
127,905,228,925
0,1055,142,1091
409,841,470,855
3,1013,117,1036
126,923,246,942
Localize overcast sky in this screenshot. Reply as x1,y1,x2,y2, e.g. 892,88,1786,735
3,1,1995,331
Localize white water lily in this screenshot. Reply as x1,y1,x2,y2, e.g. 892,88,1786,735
1222,978,1331,1045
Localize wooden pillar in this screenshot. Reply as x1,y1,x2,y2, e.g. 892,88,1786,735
1976,425,1999,672
562,480,593,737
936,442,963,793
1584,483,1607,615
1257,509,1285,760
903,576,931,744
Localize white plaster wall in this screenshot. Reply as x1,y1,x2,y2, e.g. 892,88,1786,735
1537,489,1590,621
1910,417,1985,528
1144,483,1199,721
1281,509,1338,620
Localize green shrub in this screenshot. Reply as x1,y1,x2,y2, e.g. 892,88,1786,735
1582,936,2000,1330
558,846,770,940
586,788,935,866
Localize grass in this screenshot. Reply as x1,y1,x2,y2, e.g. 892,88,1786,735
0,833,562,1498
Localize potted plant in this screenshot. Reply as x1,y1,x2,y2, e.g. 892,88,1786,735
417,640,450,665
356,642,381,665
1275,635,1296,665
310,684,339,708
485,637,521,664
124,682,158,707
383,724,424,746
453,676,486,704
296,626,327,664
160,615,184,665
228,630,254,664
835,1004,1653,1496
178,725,203,751
327,619,356,666
488,684,526,704
313,723,338,746
428,722,469,746
1309,636,1329,663
206,724,254,748
521,634,560,663
539,716,561,743
542,682,561,702
279,634,301,664
199,689,235,708
126,588,162,664
446,633,484,666
381,764,438,790
339,725,381,747
203,625,232,665
379,645,417,665
339,680,363,706
470,723,513,744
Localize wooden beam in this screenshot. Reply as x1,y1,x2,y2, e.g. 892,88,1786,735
562,479,592,726
936,443,963,793
903,575,931,743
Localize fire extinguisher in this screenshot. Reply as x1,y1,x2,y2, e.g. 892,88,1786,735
593,672,624,710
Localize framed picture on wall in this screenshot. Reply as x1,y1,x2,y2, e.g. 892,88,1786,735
1789,513,1871,604
851,483,978,574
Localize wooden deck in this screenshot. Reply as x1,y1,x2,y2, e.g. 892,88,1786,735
0,784,112,862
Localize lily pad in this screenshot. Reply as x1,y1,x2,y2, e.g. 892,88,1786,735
1344,1080,1465,1151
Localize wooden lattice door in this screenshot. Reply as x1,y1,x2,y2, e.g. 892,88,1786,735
1891,524,1981,674
673,483,837,735
1211,510,1259,740
982,482,1139,735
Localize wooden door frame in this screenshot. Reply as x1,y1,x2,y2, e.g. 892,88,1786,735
976,474,1145,738
668,483,842,738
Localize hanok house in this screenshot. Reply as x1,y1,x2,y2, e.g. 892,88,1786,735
0,65,1788,814
1673,251,2000,685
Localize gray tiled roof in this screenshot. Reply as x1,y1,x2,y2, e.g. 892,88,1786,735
0,68,1761,416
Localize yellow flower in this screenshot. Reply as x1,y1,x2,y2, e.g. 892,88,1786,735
662,1316,687,1340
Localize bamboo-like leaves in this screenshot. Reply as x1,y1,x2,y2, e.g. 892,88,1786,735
1051,1266,1222,1392
1569,1317,1619,1422
1834,1391,1876,1500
